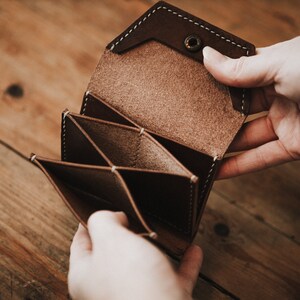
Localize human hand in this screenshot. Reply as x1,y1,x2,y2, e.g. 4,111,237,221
68,211,203,300
203,37,300,179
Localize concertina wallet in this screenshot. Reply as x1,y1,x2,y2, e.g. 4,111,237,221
30,1,255,257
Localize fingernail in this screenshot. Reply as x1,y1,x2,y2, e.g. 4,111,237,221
203,46,225,63
115,211,126,216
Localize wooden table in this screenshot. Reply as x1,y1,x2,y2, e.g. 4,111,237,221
0,1,299,299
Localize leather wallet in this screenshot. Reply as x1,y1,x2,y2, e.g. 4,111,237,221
30,1,255,257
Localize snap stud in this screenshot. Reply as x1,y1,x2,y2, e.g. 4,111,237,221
184,35,202,52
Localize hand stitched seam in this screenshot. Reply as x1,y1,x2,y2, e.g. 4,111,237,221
189,181,194,233
111,5,249,51
241,49,250,114
198,156,217,207
62,117,67,161
82,93,90,115
110,4,249,114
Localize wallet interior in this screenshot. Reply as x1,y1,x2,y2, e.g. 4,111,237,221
33,108,203,255
31,1,255,257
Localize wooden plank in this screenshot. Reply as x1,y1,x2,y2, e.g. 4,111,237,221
214,162,300,243
0,142,232,299
0,142,76,299
0,0,148,158
195,190,300,299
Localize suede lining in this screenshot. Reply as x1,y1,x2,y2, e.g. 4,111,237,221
88,41,245,157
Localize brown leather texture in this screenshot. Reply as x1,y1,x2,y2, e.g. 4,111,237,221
31,1,255,257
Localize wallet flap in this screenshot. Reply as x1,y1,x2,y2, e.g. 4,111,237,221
86,1,255,158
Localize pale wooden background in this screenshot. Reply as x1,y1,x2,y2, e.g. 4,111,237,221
0,0,299,299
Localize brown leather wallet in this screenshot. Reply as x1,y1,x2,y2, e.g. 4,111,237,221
30,1,255,257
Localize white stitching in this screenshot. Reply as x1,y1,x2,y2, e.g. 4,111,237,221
189,181,194,232
62,115,67,161
241,49,250,115
110,4,249,113
139,127,145,136
149,232,158,239
198,156,218,204
112,6,249,52
110,5,249,51
190,175,197,183
30,154,36,162
81,91,90,115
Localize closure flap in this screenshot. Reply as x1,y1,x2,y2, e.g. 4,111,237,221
87,1,255,157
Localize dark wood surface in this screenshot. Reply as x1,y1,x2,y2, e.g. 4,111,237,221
0,1,299,299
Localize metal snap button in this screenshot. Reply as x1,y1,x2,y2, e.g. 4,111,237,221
184,35,202,52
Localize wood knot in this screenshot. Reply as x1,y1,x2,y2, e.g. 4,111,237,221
214,223,230,237
5,84,24,98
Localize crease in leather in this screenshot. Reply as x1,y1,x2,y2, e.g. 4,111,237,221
70,113,190,176
35,158,149,231
62,115,110,166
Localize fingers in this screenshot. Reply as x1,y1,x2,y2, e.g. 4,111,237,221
228,116,277,152
217,140,293,179
87,211,129,248
70,224,92,263
203,46,277,88
177,245,203,295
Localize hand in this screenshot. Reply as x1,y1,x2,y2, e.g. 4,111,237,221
68,211,203,300
203,37,300,179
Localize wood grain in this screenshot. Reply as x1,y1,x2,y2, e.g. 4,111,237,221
0,142,231,299
0,0,299,299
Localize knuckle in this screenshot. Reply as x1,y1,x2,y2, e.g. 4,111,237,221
229,56,247,85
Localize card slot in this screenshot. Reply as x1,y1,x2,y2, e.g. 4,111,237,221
81,92,136,127
117,168,198,235
70,113,190,176
62,111,111,166
32,157,153,234
148,132,220,217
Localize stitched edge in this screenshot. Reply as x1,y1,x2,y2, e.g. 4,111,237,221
188,180,194,233
62,116,67,160
82,93,90,115
241,49,250,114
110,4,249,113
198,156,218,205
111,5,249,51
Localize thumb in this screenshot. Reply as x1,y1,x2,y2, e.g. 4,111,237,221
203,46,276,88
70,224,92,263
87,211,129,247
